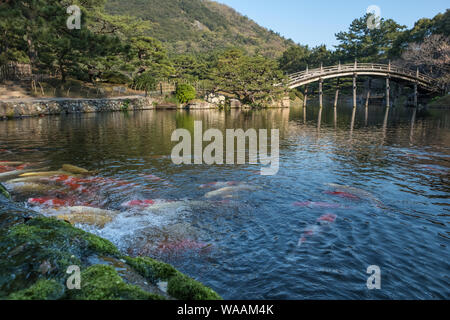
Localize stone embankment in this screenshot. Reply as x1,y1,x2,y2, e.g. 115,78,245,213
0,93,291,119
0,96,155,119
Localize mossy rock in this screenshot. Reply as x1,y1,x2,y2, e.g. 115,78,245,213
0,183,10,200
67,265,164,300
0,187,222,300
6,216,119,256
8,279,64,300
125,256,221,300
168,273,221,300
125,256,178,282
0,216,119,296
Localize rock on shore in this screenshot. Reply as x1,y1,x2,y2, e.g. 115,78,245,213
0,186,221,300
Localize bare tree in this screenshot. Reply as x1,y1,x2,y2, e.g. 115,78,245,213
399,34,450,91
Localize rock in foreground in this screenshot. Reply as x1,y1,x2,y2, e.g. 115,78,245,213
0,190,221,300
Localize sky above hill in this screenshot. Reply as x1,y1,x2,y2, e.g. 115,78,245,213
217,0,449,49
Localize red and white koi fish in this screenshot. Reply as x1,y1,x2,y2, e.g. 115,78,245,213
293,201,343,209
49,175,89,193
324,191,360,200
121,199,156,208
298,213,337,247
0,166,15,173
28,197,77,207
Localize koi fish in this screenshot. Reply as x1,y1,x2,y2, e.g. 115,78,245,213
298,213,337,247
199,181,241,189
0,161,23,165
55,213,113,228
19,171,70,178
5,182,59,194
204,185,259,198
317,213,337,223
61,164,90,175
28,197,75,207
42,206,119,228
0,166,15,173
0,169,33,180
121,199,156,208
324,191,360,200
293,201,343,209
325,183,383,207
15,164,30,170
0,161,23,166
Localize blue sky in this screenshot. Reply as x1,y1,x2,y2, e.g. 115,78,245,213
217,0,449,49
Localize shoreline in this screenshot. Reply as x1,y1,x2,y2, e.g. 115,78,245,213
0,95,291,120
0,96,156,119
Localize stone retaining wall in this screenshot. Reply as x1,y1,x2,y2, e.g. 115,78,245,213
0,96,155,119
1,94,291,119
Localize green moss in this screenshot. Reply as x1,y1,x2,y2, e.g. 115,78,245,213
0,197,220,300
68,265,164,300
168,273,222,300
120,99,130,111
8,279,64,300
8,217,119,256
125,256,222,300
6,111,15,120
0,183,11,199
83,233,120,256
124,256,178,282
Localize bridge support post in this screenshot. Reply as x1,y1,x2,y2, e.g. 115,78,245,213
386,77,390,107
414,83,418,108
319,78,323,108
334,78,340,108
365,79,371,108
353,74,357,108
303,86,308,108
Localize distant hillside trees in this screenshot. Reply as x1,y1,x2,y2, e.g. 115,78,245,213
399,35,450,90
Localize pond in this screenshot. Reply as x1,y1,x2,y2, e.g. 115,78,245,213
0,101,449,299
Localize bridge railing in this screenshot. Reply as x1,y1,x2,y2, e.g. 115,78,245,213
288,63,435,85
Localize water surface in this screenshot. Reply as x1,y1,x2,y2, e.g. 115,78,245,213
0,102,449,299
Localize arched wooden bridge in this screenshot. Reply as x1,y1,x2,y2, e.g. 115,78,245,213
287,61,439,108
288,62,437,91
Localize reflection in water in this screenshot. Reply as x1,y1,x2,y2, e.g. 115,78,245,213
365,104,369,127
317,107,323,134
334,106,337,129
350,107,356,138
382,106,390,143
410,108,417,144
0,102,449,300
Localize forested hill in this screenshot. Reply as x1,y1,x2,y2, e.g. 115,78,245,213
105,0,294,58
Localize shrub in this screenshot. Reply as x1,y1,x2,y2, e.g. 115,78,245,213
175,84,196,104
